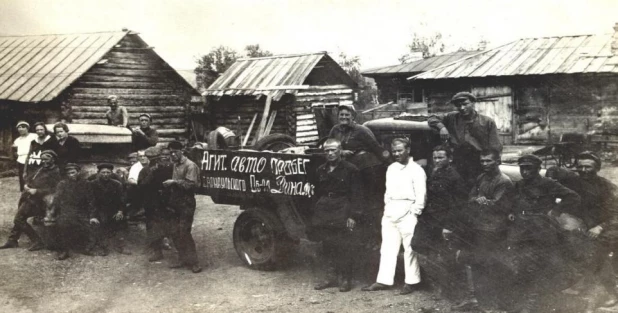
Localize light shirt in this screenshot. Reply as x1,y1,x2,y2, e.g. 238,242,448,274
384,157,427,219
13,133,37,164
128,162,143,184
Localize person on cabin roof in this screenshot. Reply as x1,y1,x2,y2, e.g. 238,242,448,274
105,95,129,127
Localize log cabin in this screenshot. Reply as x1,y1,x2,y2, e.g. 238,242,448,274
0,29,199,164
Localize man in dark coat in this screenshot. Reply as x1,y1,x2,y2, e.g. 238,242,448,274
413,145,468,299
131,113,158,151
311,138,363,292
52,122,81,174
89,163,128,256
428,92,502,183
567,152,618,312
0,150,61,250
509,154,581,313
139,146,174,262
46,163,96,260
163,141,201,273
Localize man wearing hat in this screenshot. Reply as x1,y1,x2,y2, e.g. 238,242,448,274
131,113,158,151
508,154,580,312
452,149,514,311
12,121,37,191
0,150,61,250
428,91,502,184
105,95,129,127
46,163,96,260
561,152,618,312
310,138,363,292
88,163,129,255
162,140,201,273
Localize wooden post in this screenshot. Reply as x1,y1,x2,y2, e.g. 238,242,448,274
263,110,278,137
253,95,272,145
242,113,258,147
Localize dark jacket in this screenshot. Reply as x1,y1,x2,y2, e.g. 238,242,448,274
132,127,158,151
52,177,93,220
468,170,514,232
424,165,468,230
25,165,62,199
329,123,388,169
89,177,125,222
566,175,618,229
428,111,502,152
55,136,81,168
140,164,174,215
311,160,363,228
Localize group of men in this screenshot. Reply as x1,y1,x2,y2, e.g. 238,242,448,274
311,92,618,313
3,94,202,273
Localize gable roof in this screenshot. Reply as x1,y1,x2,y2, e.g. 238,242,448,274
204,52,356,101
411,34,618,80
361,51,479,77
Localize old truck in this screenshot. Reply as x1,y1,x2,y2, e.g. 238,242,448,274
192,115,528,270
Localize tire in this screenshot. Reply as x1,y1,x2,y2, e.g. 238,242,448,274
233,208,296,270
253,134,296,152
207,130,227,150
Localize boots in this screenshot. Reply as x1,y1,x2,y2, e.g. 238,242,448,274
0,240,18,249
148,250,164,262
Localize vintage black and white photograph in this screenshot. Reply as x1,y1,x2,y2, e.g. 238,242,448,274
1,0,618,312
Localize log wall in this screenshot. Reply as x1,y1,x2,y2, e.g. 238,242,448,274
64,34,197,144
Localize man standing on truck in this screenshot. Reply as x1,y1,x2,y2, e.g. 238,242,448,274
131,113,158,151
163,140,202,273
428,92,502,184
311,138,363,292
362,138,426,295
105,95,129,127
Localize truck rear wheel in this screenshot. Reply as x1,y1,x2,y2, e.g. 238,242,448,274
233,208,295,270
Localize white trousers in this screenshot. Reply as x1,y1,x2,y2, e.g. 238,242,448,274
376,212,421,285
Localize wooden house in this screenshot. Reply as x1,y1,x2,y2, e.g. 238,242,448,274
202,52,357,145
408,24,618,145
0,29,199,161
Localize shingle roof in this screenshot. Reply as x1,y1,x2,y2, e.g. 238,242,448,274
0,31,128,102
361,51,479,76
411,34,618,80
203,52,355,101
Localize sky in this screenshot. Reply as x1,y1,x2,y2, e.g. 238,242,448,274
1,0,618,73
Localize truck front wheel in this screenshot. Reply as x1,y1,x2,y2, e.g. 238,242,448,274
232,208,295,270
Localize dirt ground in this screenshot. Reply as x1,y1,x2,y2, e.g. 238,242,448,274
1,166,618,313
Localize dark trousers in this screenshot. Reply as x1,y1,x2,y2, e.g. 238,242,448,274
91,218,128,251
153,205,199,266
8,193,45,243
310,227,355,280
468,229,512,308
17,163,25,192
453,146,482,185
49,216,96,252
587,241,616,296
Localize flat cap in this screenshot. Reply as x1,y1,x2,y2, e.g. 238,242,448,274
138,113,152,120
451,92,477,103
337,103,356,113
168,140,183,150
144,146,161,158
41,150,57,159
97,163,114,171
128,152,138,158
64,163,81,171
108,95,118,101
16,121,30,129
577,151,601,168
518,154,542,166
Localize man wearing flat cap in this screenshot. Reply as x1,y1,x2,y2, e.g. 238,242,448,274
105,95,129,127
162,140,201,273
1,150,61,250
508,154,580,312
88,163,129,255
47,163,96,260
428,92,502,184
131,113,158,151
560,152,618,312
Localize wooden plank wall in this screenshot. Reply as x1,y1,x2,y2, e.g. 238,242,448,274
294,86,354,144
65,34,195,144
